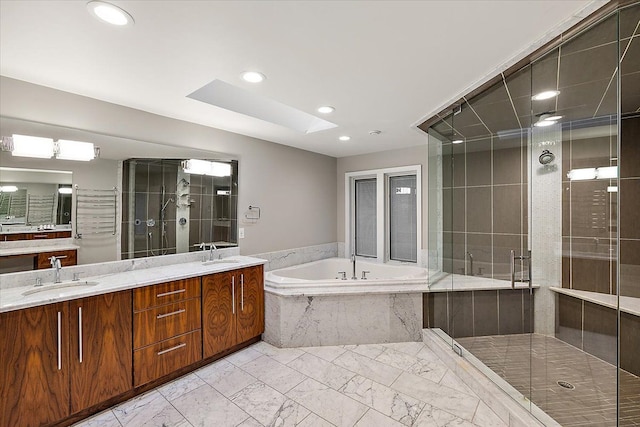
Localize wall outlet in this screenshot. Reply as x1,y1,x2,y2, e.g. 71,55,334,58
238,228,245,239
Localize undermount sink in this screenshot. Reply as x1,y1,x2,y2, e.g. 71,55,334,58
202,259,240,266
22,280,99,296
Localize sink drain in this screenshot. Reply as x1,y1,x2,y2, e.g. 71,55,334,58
557,380,575,390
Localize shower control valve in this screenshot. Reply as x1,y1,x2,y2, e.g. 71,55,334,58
337,271,347,280
361,271,370,280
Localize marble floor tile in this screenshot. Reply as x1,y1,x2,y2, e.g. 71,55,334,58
252,340,305,364
301,345,347,362
333,351,403,386
414,346,442,363
72,409,122,427
171,384,250,427
195,359,259,397
413,404,476,427
472,402,507,427
225,347,264,367
113,390,188,427
344,343,387,359
286,378,369,427
391,372,479,422
438,369,477,397
231,382,310,427
354,409,405,427
288,352,356,390
242,354,308,393
339,375,425,426
157,373,206,402
381,342,426,356
297,413,335,427
376,347,423,371
237,417,263,427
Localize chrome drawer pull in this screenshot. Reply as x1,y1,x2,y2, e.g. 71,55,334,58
232,276,235,314
156,308,186,319
156,289,186,298
241,274,244,312
157,342,186,356
78,307,83,363
33,234,49,238
57,311,62,370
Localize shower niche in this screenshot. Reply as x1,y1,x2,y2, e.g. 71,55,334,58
121,158,238,259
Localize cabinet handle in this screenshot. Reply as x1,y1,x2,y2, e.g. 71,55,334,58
78,307,83,363
156,289,186,298
157,342,186,356
232,276,235,314
57,311,62,371
241,273,244,312
33,234,49,238
156,308,186,319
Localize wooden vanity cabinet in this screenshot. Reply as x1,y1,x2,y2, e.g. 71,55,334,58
0,291,132,427
2,231,72,242
0,302,70,427
203,265,264,358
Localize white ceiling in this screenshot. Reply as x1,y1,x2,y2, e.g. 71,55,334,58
0,0,606,158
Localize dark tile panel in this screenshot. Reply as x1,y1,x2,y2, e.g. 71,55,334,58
620,3,640,40
442,232,465,275
473,291,499,336
466,187,491,233
531,50,559,105
442,188,465,232
562,256,571,288
561,13,617,57
620,238,640,298
493,234,523,281
556,294,583,349
498,289,524,335
559,43,618,89
621,312,640,376
620,178,640,239
621,71,640,115
473,100,521,136
429,292,450,335
570,180,612,238
571,256,613,294
582,301,617,365
465,138,492,186
493,185,522,234
523,290,533,333
451,292,473,338
493,146,523,185
621,116,640,179
466,233,491,277
570,136,614,171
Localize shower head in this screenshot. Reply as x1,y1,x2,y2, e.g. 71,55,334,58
179,178,190,186
539,149,555,165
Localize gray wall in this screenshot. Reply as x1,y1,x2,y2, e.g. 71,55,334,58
336,144,429,251
0,76,337,257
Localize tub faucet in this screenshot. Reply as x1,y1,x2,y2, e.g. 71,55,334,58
350,252,357,280
49,255,66,283
466,252,474,276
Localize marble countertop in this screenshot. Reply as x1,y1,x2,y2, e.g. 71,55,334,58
550,287,640,316
0,255,266,313
0,243,80,257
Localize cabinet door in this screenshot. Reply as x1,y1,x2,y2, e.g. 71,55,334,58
236,265,265,343
0,302,70,427
202,271,237,358
37,250,77,269
69,291,132,413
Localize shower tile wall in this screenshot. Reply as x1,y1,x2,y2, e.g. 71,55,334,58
442,134,527,280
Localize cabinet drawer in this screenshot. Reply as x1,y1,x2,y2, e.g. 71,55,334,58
134,277,200,311
37,250,77,269
134,298,201,349
134,330,202,387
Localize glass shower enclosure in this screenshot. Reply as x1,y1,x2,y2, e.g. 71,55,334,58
426,4,639,425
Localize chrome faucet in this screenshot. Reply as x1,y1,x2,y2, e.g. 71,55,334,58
209,243,219,261
466,252,474,276
49,255,66,283
350,252,357,280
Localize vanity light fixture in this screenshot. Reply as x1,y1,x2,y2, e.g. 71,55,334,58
532,90,560,101
182,159,231,177
0,186,18,193
567,166,618,181
58,187,73,195
56,140,96,161
317,106,335,114
339,136,351,141
11,135,55,158
87,1,134,26
241,71,266,83
534,112,561,127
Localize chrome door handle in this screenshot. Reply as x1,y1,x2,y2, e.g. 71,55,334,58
511,250,532,289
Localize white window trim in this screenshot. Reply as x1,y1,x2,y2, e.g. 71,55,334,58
345,165,421,265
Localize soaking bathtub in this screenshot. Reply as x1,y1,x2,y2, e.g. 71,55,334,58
264,257,428,296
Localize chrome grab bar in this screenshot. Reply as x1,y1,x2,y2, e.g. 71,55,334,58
510,250,532,289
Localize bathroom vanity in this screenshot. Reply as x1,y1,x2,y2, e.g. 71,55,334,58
0,254,265,427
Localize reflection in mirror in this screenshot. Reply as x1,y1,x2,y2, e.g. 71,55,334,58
121,159,238,259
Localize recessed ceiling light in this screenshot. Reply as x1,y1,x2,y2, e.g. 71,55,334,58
87,1,134,26
534,120,557,127
317,106,335,114
369,130,382,135
452,139,463,144
532,90,560,101
241,71,266,83
545,115,563,121
339,136,351,141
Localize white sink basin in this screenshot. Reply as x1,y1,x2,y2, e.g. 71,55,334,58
202,259,240,266
22,280,99,296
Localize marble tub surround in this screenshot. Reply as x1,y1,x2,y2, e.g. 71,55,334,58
73,340,506,427
0,251,265,313
264,292,423,348
252,242,338,272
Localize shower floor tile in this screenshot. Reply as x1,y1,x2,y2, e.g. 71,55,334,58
456,334,640,426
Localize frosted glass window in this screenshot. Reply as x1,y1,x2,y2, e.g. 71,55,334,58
389,175,417,262
355,178,377,257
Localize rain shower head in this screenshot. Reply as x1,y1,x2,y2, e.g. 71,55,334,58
179,178,190,186
539,149,555,165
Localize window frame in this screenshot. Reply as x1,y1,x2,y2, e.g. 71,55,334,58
345,165,421,264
